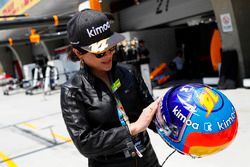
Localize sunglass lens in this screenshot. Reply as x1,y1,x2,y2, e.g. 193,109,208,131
95,46,116,58
95,53,105,58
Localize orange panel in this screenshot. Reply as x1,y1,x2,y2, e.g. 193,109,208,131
150,63,167,80
210,29,222,71
89,0,102,11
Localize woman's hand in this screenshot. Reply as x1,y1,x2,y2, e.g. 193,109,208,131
128,98,161,136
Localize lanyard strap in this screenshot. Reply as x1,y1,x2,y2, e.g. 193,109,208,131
115,98,130,126
111,78,144,158
111,78,130,127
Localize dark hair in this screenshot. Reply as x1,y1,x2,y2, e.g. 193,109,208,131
139,39,145,43
67,45,88,62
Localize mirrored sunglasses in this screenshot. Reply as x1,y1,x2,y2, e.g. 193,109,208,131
94,46,116,58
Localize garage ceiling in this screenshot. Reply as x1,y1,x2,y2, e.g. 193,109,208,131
0,0,82,41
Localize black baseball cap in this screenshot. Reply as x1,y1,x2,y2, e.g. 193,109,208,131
67,9,125,54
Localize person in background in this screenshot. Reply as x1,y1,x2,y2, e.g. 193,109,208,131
138,39,150,60
172,49,185,78
172,50,184,71
61,9,161,167
126,40,138,61
113,44,126,62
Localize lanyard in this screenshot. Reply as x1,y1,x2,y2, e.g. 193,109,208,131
111,78,130,127
111,78,144,158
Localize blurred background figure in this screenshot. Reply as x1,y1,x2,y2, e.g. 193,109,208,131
172,49,185,79
138,39,150,60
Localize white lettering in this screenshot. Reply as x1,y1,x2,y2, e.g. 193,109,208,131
86,21,110,38
87,29,94,37
192,123,199,129
217,122,224,130
204,122,212,131
217,111,236,130
95,27,102,34
180,85,194,92
172,106,179,115
92,27,96,36
178,112,187,122
172,106,199,129
186,120,192,126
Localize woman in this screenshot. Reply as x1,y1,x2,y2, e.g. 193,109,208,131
61,9,161,167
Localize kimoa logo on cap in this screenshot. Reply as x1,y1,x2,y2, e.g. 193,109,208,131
87,21,110,38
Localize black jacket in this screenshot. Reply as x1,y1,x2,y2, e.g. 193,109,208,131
60,62,157,159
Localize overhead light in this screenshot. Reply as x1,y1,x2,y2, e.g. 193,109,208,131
187,19,200,26
29,28,40,43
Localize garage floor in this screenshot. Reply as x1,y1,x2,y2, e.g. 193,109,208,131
0,86,249,167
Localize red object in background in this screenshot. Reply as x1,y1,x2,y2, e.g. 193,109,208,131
5,73,12,78
54,46,68,54
0,73,12,80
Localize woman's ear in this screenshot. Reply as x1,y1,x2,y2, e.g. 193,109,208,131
73,48,84,59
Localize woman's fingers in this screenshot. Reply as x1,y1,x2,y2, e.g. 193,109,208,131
148,99,161,114
130,99,162,136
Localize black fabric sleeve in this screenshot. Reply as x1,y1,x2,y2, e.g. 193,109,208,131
60,87,134,158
